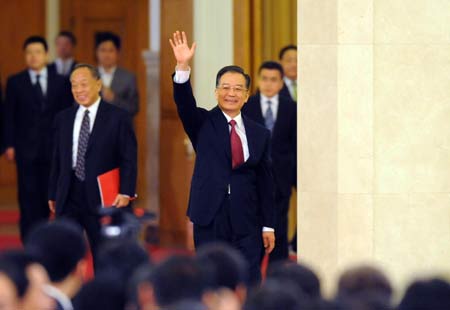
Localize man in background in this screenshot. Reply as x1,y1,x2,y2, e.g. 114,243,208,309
48,31,77,77
95,31,139,117
279,45,297,102
243,61,296,264
3,36,72,242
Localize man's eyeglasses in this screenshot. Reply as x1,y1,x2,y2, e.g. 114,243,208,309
216,84,248,95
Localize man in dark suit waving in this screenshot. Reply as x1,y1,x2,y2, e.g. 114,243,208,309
170,31,275,284
242,61,297,264
3,36,72,242
48,64,137,260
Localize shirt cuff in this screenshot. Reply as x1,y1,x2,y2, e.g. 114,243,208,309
120,194,130,198
262,227,274,232
173,67,191,84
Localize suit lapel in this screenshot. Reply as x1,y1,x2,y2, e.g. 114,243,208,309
242,114,256,163
210,107,231,161
22,72,40,110
110,68,120,91
65,107,78,168
86,100,107,153
272,97,287,139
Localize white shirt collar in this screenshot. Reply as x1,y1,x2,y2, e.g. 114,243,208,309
28,66,48,79
78,96,101,115
99,66,117,76
284,77,296,86
260,93,279,103
222,111,244,129
44,285,73,310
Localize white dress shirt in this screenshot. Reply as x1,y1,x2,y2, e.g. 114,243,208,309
283,77,296,100
72,97,100,168
28,67,48,95
260,93,279,121
99,66,117,88
55,58,74,75
174,68,274,232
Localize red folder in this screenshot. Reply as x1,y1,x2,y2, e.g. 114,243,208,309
97,168,120,207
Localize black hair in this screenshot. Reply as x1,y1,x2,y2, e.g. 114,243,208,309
196,242,249,290
258,61,284,78
278,45,297,60
96,239,150,284
216,65,251,89
0,250,36,298
95,31,121,50
23,35,48,52
57,31,77,45
71,63,101,80
150,255,208,307
25,219,87,282
73,275,126,310
398,278,450,310
267,261,321,300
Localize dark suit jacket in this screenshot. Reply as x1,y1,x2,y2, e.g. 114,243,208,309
106,67,139,117
173,78,275,234
48,60,77,77
3,68,72,161
242,94,297,197
280,82,297,102
48,100,137,214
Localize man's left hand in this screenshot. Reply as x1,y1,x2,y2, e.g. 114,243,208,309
102,87,115,102
262,231,275,254
113,194,130,208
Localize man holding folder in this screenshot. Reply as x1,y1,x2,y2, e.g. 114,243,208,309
48,63,137,260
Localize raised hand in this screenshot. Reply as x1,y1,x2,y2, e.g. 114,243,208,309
169,31,196,70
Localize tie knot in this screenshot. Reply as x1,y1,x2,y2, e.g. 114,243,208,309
84,109,90,116
36,74,41,82
229,119,237,127
267,100,272,106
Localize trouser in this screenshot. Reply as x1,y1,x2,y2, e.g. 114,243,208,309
193,197,263,285
16,159,50,243
59,172,103,269
268,194,291,264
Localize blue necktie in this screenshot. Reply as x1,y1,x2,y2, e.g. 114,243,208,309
75,110,90,181
265,100,274,132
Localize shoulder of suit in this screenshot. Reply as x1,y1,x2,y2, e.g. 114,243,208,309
115,67,136,78
100,100,130,117
8,70,28,82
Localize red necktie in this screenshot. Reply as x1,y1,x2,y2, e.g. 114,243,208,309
229,120,244,169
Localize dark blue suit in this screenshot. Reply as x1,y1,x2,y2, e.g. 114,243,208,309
49,100,137,258
173,78,275,283
3,68,72,241
242,93,297,262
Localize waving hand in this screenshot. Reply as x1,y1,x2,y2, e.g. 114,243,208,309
169,31,196,71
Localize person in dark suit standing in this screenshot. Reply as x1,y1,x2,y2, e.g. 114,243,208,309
48,31,77,78
48,63,137,262
170,31,275,284
95,32,139,117
3,36,72,242
242,61,297,264
279,45,298,102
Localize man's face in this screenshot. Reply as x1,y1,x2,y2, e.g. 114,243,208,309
280,49,297,80
25,43,48,71
96,41,119,68
215,72,249,117
55,36,74,59
258,69,284,98
70,67,102,107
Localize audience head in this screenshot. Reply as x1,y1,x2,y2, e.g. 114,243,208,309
73,276,126,310
398,278,450,310
278,44,297,80
23,35,48,71
70,63,102,107
337,265,392,309
95,31,121,69
244,278,311,310
126,263,155,310
55,31,77,59
267,260,321,300
196,242,249,305
25,219,87,284
0,250,54,310
215,65,251,117
97,239,150,284
257,61,285,98
150,255,207,307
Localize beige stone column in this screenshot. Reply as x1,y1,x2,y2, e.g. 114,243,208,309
298,0,450,296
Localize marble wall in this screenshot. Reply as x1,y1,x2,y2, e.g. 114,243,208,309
298,0,450,297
